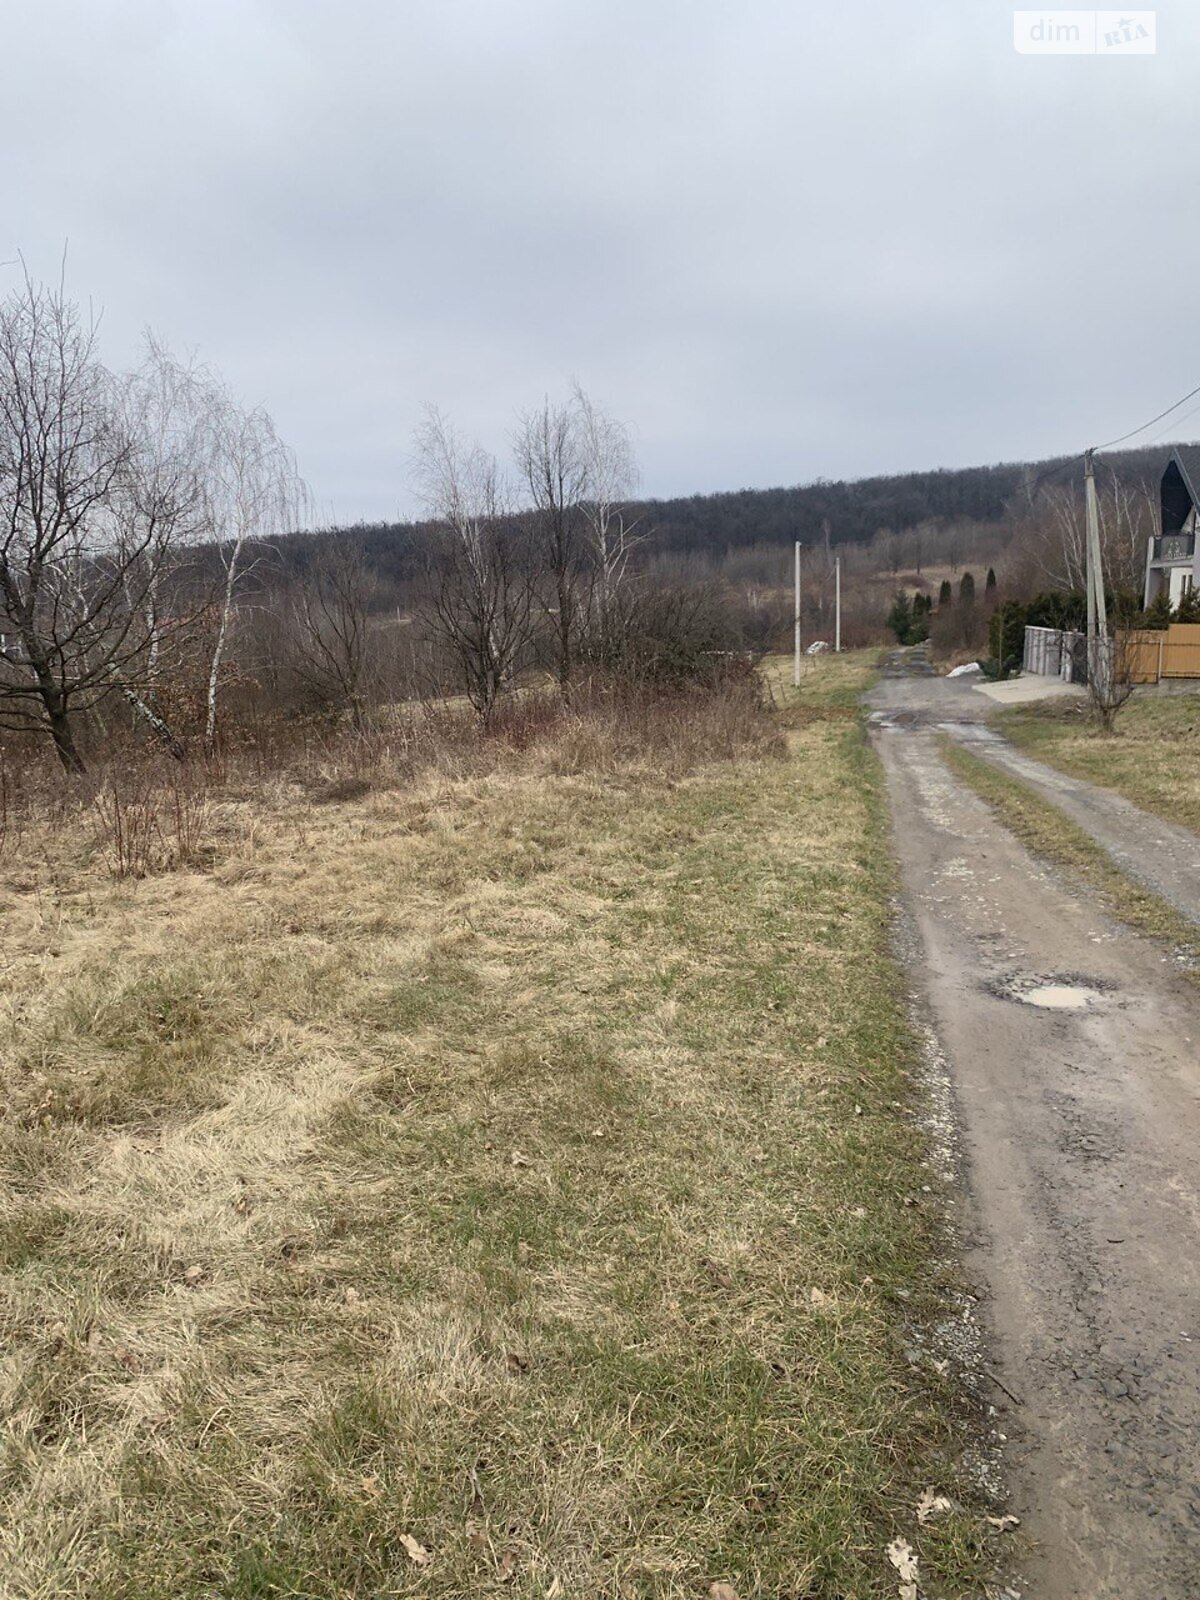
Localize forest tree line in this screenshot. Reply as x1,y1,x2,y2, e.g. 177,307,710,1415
0,275,750,779
0,267,1187,781
273,442,1176,587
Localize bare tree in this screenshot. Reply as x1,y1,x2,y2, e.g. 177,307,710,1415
1090,630,1135,733
514,397,591,699
109,339,216,758
870,526,902,577
198,383,308,752
414,408,534,720
1010,473,1155,603
0,276,189,773
1099,472,1156,600
571,383,641,658
287,539,374,727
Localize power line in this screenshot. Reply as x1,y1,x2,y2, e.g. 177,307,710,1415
1138,394,1200,449
1092,380,1200,453
1023,453,1084,499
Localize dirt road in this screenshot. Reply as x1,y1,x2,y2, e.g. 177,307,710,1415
868,656,1200,1598
959,737,1200,929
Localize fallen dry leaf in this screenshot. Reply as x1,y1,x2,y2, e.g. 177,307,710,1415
182,1265,205,1287
505,1349,530,1374
708,1585,741,1600
886,1536,919,1600
343,1286,360,1305
701,1256,734,1289
359,1474,381,1498
400,1533,431,1566
987,1513,1020,1532
809,1286,831,1307
916,1487,952,1525
510,1151,531,1168
498,1548,517,1580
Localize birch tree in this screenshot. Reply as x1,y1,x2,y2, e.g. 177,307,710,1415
0,276,188,773
199,386,307,752
513,397,590,699
414,407,533,719
1012,468,1154,604
570,383,641,659
110,340,214,757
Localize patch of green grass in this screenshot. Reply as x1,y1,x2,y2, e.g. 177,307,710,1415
943,737,1200,975
998,690,1200,833
760,647,883,714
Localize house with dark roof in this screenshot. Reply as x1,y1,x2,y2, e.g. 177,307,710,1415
1144,446,1200,608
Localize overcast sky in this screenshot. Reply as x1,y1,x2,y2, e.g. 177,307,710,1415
4,1,1196,522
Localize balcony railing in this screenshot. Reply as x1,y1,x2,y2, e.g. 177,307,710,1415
1152,532,1196,564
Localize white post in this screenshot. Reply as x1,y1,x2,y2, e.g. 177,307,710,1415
1084,448,1109,701
835,556,842,652
793,540,802,687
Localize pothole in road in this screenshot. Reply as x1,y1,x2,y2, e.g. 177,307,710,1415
1021,984,1104,1010
988,973,1114,1010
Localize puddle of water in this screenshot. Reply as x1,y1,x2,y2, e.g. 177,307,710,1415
1021,984,1103,1010
938,722,1000,742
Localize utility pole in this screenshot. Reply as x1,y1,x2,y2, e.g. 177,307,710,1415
793,540,803,687
835,555,842,652
1084,448,1108,700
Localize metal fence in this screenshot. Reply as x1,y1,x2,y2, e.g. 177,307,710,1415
1023,626,1088,682
1024,623,1200,685
1023,625,1062,676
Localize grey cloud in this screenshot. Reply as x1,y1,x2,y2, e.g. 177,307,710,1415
4,0,1195,521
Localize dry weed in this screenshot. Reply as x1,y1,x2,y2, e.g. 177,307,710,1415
0,660,991,1598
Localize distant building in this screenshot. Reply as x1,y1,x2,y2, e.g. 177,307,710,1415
1144,446,1200,608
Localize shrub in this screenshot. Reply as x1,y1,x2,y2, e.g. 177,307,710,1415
988,599,1027,667
887,591,929,645
1142,590,1173,629
614,583,745,690
887,592,912,643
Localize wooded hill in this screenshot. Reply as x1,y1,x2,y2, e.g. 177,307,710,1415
270,442,1184,584
633,442,1173,554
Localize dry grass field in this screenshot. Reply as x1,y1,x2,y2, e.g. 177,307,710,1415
997,690,1200,833
0,661,991,1599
